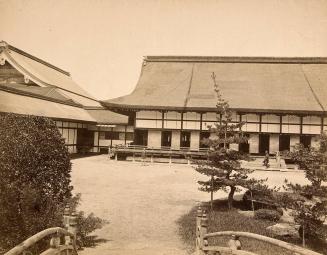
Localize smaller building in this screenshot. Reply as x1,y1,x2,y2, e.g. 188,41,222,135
0,41,130,153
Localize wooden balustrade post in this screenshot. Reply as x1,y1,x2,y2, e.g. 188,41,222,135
69,210,78,248
199,210,208,255
132,153,135,162
151,154,153,163
63,206,71,245
227,235,242,250
49,231,61,249
195,206,203,255
115,152,118,161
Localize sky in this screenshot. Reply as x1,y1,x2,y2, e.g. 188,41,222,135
1,0,327,100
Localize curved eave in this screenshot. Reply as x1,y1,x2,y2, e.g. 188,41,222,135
2,50,99,103
102,101,326,116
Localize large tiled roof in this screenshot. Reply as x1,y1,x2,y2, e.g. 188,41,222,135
103,56,327,114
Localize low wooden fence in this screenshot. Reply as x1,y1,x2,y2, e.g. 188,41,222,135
4,208,78,255
195,206,322,255
112,144,210,163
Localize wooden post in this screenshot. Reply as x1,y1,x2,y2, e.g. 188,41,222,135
195,206,202,254
115,153,118,161
132,153,135,162
64,206,71,245
302,225,305,248
197,210,208,255
64,209,78,248
227,235,242,250
151,154,153,163
49,232,61,248
210,175,214,211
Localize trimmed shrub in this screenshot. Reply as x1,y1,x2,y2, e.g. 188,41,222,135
0,113,72,249
254,209,281,222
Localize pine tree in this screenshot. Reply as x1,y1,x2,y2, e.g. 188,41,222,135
195,72,265,210
283,132,327,248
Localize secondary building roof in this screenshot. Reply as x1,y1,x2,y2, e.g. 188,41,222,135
0,41,100,107
0,41,128,124
103,56,327,114
86,107,129,125
0,87,96,122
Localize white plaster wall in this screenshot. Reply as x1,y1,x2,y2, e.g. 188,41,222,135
230,143,239,151
171,131,181,149
269,134,279,153
290,135,300,151
190,131,200,150
148,130,162,148
249,134,259,153
311,135,320,148
93,131,99,152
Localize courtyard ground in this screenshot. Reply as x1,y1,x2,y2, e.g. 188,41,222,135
71,155,308,255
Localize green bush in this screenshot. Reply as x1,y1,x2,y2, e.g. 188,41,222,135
254,209,281,222
0,113,107,251
0,113,72,249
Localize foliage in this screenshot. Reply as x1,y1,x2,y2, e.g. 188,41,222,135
195,73,266,209
254,209,281,222
177,202,296,255
0,113,72,249
283,132,327,247
67,193,108,249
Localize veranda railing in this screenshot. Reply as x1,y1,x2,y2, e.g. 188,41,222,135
195,206,322,255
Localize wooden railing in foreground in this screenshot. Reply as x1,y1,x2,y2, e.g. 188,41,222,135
195,206,322,255
5,208,78,255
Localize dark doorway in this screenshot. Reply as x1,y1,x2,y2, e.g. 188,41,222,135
161,131,172,147
180,131,191,148
200,132,210,148
134,129,148,146
300,135,311,148
259,134,270,154
76,128,94,153
279,134,290,152
239,134,250,153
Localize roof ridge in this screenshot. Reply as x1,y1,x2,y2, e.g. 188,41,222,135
300,66,325,112
1,41,70,76
144,56,327,64
184,64,194,108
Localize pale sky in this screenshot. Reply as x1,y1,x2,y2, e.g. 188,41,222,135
1,0,327,100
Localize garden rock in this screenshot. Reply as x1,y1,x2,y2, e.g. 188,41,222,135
279,209,295,223
266,223,300,238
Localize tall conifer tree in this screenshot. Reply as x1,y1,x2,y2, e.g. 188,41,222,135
195,72,264,209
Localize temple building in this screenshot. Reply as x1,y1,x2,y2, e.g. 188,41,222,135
0,41,131,153
103,56,327,155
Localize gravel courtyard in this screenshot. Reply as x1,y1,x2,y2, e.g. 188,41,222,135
71,155,307,255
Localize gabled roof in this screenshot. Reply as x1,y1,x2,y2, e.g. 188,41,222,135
0,41,100,107
103,56,327,114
